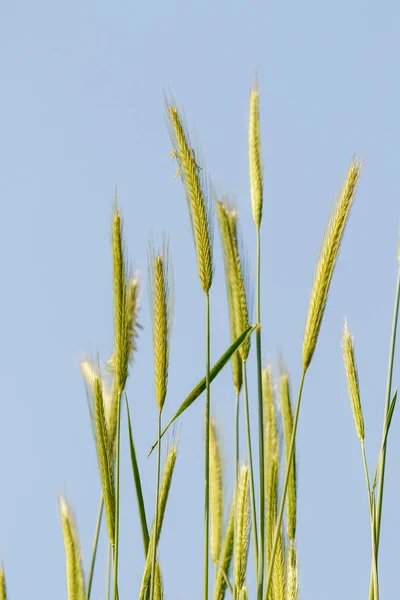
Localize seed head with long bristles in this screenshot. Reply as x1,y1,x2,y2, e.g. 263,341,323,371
342,319,364,441
280,368,297,542
167,103,213,294
58,496,85,600
234,464,250,594
216,199,250,364
0,564,7,600
148,237,174,412
209,419,224,565
248,82,263,229
303,161,361,371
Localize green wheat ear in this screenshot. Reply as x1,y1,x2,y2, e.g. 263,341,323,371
93,376,116,546
139,443,178,599
213,496,235,600
234,464,250,594
0,563,7,600
280,367,297,542
148,236,174,412
342,319,364,441
216,199,250,365
58,496,85,600
209,419,224,565
248,81,263,229
303,160,361,371
166,102,213,294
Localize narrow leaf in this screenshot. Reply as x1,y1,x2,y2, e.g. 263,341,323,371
148,325,256,456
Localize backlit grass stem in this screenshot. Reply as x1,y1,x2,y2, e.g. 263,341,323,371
112,391,122,600
85,497,104,600
242,360,259,580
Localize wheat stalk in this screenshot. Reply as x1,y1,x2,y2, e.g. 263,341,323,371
59,496,85,600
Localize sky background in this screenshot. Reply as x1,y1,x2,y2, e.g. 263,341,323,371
1,1,400,598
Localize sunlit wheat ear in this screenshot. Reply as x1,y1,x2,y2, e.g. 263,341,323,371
148,237,174,411
139,443,178,599
280,368,297,541
0,563,7,600
248,81,263,229
286,541,299,600
209,419,223,565
216,199,250,365
302,161,361,371
93,377,115,546
80,359,112,437
342,319,365,441
109,201,141,399
213,497,235,600
234,464,250,593
58,496,85,600
167,103,213,293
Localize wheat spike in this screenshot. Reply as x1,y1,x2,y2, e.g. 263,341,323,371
234,464,250,593
213,497,235,600
280,369,297,541
303,161,361,371
248,82,263,229
0,564,7,600
167,103,213,294
216,199,250,365
93,377,115,546
239,587,248,600
209,419,224,565
139,443,178,599
148,237,174,411
58,497,85,600
342,319,365,441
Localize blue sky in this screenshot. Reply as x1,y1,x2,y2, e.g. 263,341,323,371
1,1,400,598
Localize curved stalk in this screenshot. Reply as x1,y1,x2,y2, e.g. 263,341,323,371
113,393,122,600
243,360,259,580
204,292,211,600
361,442,379,600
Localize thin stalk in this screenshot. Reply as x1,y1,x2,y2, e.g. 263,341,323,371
361,442,379,600
204,292,211,600
243,360,259,580
150,410,162,600
264,370,306,600
375,265,400,543
255,228,265,600
86,496,104,600
106,543,112,600
113,392,122,600
235,391,240,494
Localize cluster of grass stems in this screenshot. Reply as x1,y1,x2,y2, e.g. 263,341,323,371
1,80,399,600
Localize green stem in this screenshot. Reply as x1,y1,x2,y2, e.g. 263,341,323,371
361,441,379,600
235,390,240,493
264,370,306,600
106,542,112,600
113,392,122,600
256,226,265,600
150,410,162,600
204,292,211,600
243,360,259,580
86,496,104,600
375,265,400,543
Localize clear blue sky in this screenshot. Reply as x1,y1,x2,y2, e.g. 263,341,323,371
1,1,400,598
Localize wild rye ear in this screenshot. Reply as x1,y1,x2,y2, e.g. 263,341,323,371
58,496,85,600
